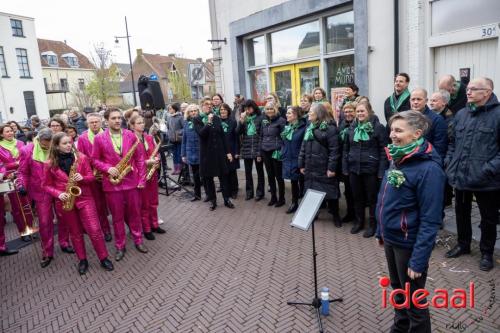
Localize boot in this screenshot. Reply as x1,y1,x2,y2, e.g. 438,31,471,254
350,219,363,234
286,202,298,214
100,258,114,271
333,214,342,228
144,232,155,240
78,259,89,275
341,212,355,223
363,219,376,238
268,195,277,206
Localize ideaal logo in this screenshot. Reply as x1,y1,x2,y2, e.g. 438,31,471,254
379,276,475,309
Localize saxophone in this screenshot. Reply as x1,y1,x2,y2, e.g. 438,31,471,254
109,138,140,185
145,139,161,181
62,154,82,211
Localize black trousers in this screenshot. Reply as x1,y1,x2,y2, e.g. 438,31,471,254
291,180,299,203
455,189,499,255
384,243,431,333
228,170,239,196
204,174,230,203
190,164,201,198
349,173,379,226
298,174,305,198
244,158,265,197
341,174,355,217
262,150,285,201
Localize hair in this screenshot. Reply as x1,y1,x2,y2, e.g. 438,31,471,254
220,103,232,118
86,112,101,120
7,121,22,132
200,97,212,107
439,74,455,87
169,103,181,113
483,77,494,90
185,104,200,120
313,87,327,99
124,108,139,120
128,114,144,129
321,102,335,120
37,128,53,141
65,125,78,136
0,124,14,140
355,100,375,117
49,117,66,131
355,95,370,104
48,132,73,167
347,83,359,93
310,103,333,123
301,94,313,104
435,90,451,104
30,115,40,122
180,102,189,109
395,73,410,83
264,102,279,117
287,105,303,119
212,93,224,103
412,87,428,99
243,99,261,115
104,107,122,120
388,110,430,136
267,92,281,108
343,101,357,112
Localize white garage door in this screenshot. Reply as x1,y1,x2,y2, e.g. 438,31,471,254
434,38,498,92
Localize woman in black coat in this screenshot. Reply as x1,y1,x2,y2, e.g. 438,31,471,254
193,99,235,211
342,100,387,237
261,102,286,207
239,99,265,201
220,103,240,199
299,103,341,225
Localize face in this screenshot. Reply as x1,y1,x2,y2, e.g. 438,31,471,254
410,91,427,111
168,106,175,114
300,98,311,110
390,119,422,146
438,79,454,94
188,108,199,119
265,106,276,118
66,129,77,139
202,101,212,114
58,136,73,154
286,109,298,123
308,110,318,123
219,107,229,119
108,111,122,130
313,89,324,101
429,93,446,112
265,95,276,104
394,75,409,93
244,106,254,115
39,139,51,150
50,121,63,133
87,116,101,133
355,105,369,122
343,107,355,122
212,95,222,106
346,88,356,98
9,123,18,131
32,119,39,127
131,117,145,133
466,79,492,105
2,126,14,140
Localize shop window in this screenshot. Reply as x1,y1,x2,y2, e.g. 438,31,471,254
326,11,354,53
327,55,354,89
270,21,320,63
247,36,266,67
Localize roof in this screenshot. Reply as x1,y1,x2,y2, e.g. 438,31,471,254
113,63,131,76
139,53,198,79
37,39,94,70
119,80,138,94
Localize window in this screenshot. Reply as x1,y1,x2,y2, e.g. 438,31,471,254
78,78,85,90
16,48,31,78
270,21,320,63
326,55,354,88
60,78,69,91
246,36,266,67
0,47,8,77
62,53,79,67
11,19,24,37
326,11,354,53
42,52,58,67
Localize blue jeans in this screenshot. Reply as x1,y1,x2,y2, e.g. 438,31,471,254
171,143,182,165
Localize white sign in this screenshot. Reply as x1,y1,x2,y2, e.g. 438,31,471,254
189,63,206,86
290,189,326,231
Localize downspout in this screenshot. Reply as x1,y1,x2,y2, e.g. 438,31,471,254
394,0,399,75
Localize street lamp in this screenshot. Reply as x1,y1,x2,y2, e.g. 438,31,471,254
114,16,137,106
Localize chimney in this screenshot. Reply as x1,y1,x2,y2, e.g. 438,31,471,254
168,53,176,58
196,57,202,63
136,49,143,57
64,40,67,44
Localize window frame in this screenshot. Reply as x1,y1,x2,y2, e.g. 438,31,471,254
0,46,8,77
16,48,31,78
10,19,24,37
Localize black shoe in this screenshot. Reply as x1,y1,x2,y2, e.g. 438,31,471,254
231,193,238,200
363,226,376,238
245,193,254,200
341,214,355,223
445,245,471,258
350,222,363,234
104,233,112,242
78,259,89,275
203,197,210,202
0,248,19,256
268,197,277,206
40,256,53,267
286,202,298,214
144,232,155,241
209,201,217,211
333,215,342,228
135,244,148,253
152,227,166,234
61,246,75,254
20,235,31,242
479,253,494,271
115,249,126,261
274,199,285,208
100,258,114,271
224,199,235,209
255,195,264,202
190,196,200,202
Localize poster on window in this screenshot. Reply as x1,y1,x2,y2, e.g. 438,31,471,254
331,87,348,124
251,69,268,106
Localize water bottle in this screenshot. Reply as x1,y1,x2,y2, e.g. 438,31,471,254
320,287,330,316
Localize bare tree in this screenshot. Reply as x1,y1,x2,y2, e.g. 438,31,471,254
86,44,119,104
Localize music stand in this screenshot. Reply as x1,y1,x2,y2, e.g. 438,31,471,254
287,189,343,333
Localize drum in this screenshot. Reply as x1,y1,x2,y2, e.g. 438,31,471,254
0,180,15,194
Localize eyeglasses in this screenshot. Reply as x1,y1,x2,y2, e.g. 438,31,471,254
466,87,490,92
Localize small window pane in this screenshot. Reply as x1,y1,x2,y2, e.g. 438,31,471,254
10,19,24,37
247,36,266,67
249,69,268,106
327,55,354,88
326,11,354,53
16,48,31,77
0,47,7,77
271,21,320,63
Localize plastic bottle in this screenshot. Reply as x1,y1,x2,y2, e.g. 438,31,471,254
320,287,329,316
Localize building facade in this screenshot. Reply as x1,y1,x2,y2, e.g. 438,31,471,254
0,12,49,123
209,0,500,122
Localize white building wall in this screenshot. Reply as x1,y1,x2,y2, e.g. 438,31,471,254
43,67,95,111
0,12,49,123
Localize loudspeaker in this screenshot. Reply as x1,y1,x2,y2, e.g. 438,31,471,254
138,75,165,110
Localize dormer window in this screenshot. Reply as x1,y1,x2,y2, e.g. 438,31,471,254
41,51,58,67
62,53,79,68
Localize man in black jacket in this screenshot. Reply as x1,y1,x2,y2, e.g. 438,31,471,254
438,74,467,115
384,73,411,128
444,77,500,271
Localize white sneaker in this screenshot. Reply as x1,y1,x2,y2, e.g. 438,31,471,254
158,218,164,225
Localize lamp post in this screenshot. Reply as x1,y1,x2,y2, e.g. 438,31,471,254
115,16,137,106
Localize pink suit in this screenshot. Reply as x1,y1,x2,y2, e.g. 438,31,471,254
43,153,108,261
140,134,160,233
77,130,111,236
92,129,146,250
0,163,8,251
0,141,34,234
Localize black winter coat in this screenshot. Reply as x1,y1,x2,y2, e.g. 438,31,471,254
282,119,306,181
239,114,263,159
221,117,240,171
384,92,411,124
260,116,286,152
193,114,229,178
448,82,467,115
298,122,340,199
342,118,388,178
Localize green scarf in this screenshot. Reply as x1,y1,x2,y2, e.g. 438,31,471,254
389,88,410,113
281,122,299,141
0,139,19,158
304,121,328,141
272,150,282,161
468,103,477,112
450,81,461,100
110,131,122,155
221,120,229,133
187,120,194,129
313,98,328,104
88,128,103,144
246,114,257,136
213,106,220,116
353,121,373,142
339,127,349,141
32,138,49,163
387,137,424,160
200,112,209,125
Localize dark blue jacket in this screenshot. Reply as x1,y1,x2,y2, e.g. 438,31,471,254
281,119,306,181
445,94,500,191
260,115,286,152
375,141,445,273
422,106,448,159
69,116,87,135
181,120,200,165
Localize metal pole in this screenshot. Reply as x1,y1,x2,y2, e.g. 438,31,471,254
125,16,137,106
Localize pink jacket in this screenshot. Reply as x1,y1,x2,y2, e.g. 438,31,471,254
92,129,146,192
18,143,49,201
0,140,24,177
77,131,93,158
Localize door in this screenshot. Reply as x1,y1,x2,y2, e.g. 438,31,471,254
294,61,320,104
23,91,37,118
271,65,295,109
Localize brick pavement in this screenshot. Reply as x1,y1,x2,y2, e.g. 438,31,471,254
1,178,499,333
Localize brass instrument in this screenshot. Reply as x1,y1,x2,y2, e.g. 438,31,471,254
145,139,161,181
62,154,82,211
93,168,103,181
109,138,140,185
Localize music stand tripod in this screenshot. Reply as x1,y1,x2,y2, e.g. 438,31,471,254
157,148,193,197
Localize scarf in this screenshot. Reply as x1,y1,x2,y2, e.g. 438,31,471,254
304,121,327,141
246,114,257,136
387,137,424,161
0,139,19,158
389,88,410,113
200,112,209,125
213,106,220,116
281,122,299,141
272,150,282,161
339,127,349,141
221,120,229,133
468,103,477,112
353,121,373,142
110,130,122,155
313,98,328,104
32,138,49,163
58,152,75,176
187,120,194,129
88,128,103,144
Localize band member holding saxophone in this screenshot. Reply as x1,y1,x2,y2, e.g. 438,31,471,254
43,133,113,275
0,162,17,256
92,108,147,261
129,115,165,241
77,112,112,242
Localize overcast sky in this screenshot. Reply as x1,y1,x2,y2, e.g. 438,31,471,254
2,0,213,63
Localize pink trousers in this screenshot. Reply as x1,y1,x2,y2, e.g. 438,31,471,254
91,183,111,235
141,176,159,233
0,195,7,251
34,196,54,258
8,191,33,233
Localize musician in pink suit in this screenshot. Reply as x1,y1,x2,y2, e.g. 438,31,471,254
77,113,112,242
0,124,34,242
92,107,148,261
0,162,17,256
43,132,113,275
129,115,166,241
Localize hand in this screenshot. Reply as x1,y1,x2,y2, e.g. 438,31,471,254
256,156,262,162
208,114,214,123
407,268,422,280
227,153,233,162
300,168,305,174
182,156,187,164
146,159,156,167
326,170,336,178
234,154,240,159
58,193,70,201
375,237,384,247
7,173,14,180
72,173,83,182
137,184,145,189
107,167,119,177
240,111,247,122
